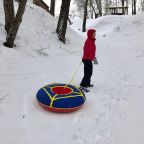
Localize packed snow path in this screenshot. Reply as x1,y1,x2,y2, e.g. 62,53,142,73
0,2,144,144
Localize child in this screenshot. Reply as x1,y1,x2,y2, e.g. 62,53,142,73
80,29,97,88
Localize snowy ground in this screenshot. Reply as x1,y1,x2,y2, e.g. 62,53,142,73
0,2,144,144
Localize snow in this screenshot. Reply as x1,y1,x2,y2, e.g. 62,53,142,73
1,1,144,144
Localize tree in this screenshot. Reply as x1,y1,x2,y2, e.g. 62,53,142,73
50,0,55,16
121,0,125,14
56,0,71,43
82,0,88,32
141,0,144,11
3,0,15,33
74,0,85,18
33,0,49,12
132,0,137,15
3,0,27,48
94,0,102,16
74,0,101,18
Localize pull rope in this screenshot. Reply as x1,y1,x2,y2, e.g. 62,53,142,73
63,61,82,91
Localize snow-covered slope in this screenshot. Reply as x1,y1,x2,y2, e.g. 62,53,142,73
0,2,83,56
1,1,144,144
71,14,144,144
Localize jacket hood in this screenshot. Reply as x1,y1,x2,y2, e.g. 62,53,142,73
87,29,96,40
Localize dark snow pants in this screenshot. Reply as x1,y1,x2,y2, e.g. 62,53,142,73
80,60,93,87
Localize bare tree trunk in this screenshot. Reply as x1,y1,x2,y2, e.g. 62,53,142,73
134,0,136,14
68,16,72,25
3,0,15,33
132,0,136,15
98,0,102,16
95,0,102,16
56,0,71,43
91,6,94,19
91,4,98,18
104,0,109,15
132,0,134,14
33,0,49,12
142,0,144,11
50,0,55,16
4,0,27,48
82,0,88,32
121,0,125,14
89,0,93,19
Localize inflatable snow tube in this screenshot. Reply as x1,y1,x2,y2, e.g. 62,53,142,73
36,83,86,113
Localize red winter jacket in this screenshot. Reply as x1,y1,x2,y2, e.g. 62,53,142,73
82,29,96,61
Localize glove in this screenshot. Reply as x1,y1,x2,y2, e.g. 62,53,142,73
93,57,98,65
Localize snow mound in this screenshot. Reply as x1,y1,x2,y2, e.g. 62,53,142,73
71,13,144,36
0,2,83,57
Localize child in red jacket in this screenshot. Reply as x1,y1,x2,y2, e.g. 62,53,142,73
80,29,97,88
